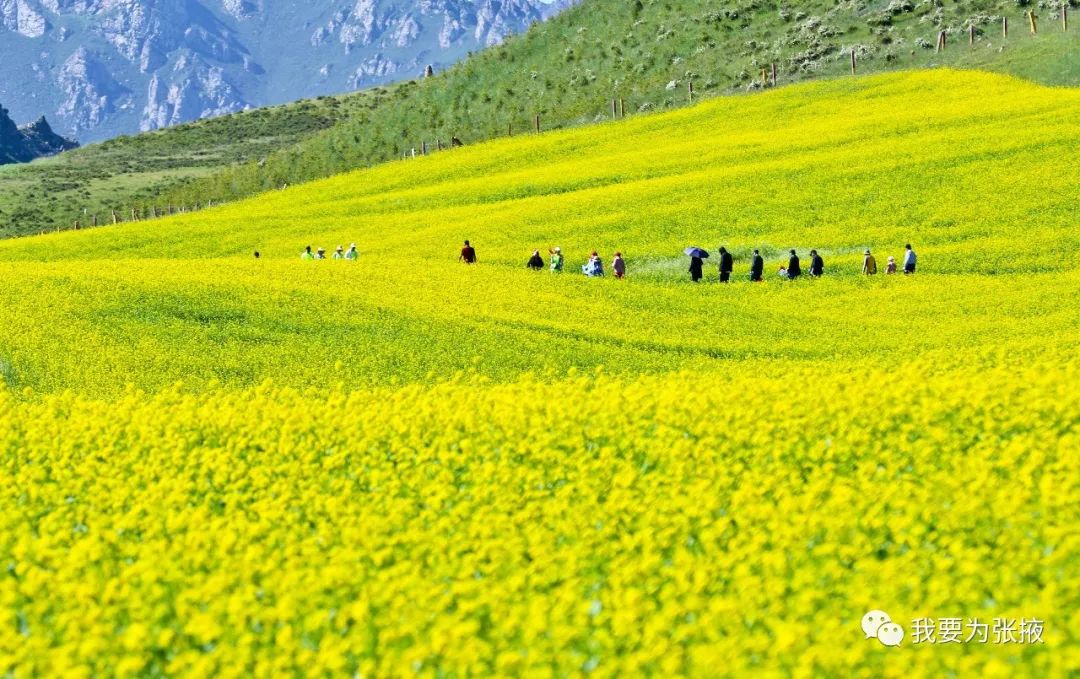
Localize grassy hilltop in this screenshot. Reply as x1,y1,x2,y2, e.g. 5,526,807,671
1,0,1077,237
0,70,1077,675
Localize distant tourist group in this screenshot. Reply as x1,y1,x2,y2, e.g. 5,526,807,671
460,240,918,280
300,244,359,260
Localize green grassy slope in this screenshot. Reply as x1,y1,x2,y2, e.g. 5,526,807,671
1,0,1077,239
0,89,385,236
0,70,1077,396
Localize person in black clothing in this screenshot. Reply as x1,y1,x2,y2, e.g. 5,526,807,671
749,249,764,282
787,249,802,279
459,240,477,264
526,249,545,270
809,249,824,277
718,246,734,283
689,255,704,282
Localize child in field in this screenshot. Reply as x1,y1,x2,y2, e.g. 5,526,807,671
886,256,897,274
332,245,345,260
612,252,626,279
345,244,359,260
315,247,327,260
777,266,789,279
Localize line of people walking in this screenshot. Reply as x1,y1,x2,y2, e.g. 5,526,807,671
300,244,360,260
487,240,917,281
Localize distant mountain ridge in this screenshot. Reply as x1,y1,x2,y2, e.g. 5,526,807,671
0,105,78,165
0,0,575,142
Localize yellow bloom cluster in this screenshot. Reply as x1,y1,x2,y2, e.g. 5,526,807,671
0,69,1077,675
0,363,1077,677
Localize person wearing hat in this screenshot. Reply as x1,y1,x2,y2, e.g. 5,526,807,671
786,249,802,279
612,251,626,279
315,247,327,260
549,247,564,272
886,256,897,274
344,243,359,261
332,245,346,260
300,245,314,260
526,249,545,270
862,249,878,275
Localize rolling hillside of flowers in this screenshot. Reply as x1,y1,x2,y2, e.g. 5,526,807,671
0,70,1077,676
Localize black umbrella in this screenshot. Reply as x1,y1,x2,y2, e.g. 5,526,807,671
684,247,710,258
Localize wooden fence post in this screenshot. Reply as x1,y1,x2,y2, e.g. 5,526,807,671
936,30,946,52
611,99,617,119
507,122,512,137
1003,16,1009,38
969,24,976,45
534,114,540,134
131,208,137,221
688,80,694,103
1028,10,1037,34
1064,5,1069,31
437,139,444,151
850,49,857,75
111,210,118,224
73,220,79,231
620,98,626,117
771,63,777,87
421,141,427,156
92,214,98,227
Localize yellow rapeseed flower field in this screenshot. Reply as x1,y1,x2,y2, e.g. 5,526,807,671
0,70,1078,676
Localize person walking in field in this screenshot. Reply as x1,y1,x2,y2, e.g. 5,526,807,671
862,249,878,275
689,254,704,282
777,265,790,280
549,247,564,272
809,249,824,277
718,246,734,283
886,256,897,274
903,244,917,274
315,247,327,260
787,249,802,279
582,251,604,277
750,249,764,282
345,243,359,261
527,249,545,270
460,240,477,264
301,245,314,260
332,245,346,260
612,252,626,279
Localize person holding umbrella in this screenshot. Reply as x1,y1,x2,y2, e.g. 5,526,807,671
685,247,709,282
718,246,734,283
749,249,764,282
809,249,824,277
786,249,802,279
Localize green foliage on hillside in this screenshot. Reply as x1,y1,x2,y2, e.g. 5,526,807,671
1,0,1077,238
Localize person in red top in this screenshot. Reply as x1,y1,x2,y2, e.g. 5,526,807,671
459,240,477,264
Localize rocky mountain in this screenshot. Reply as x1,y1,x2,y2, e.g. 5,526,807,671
0,0,575,143
0,104,78,165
